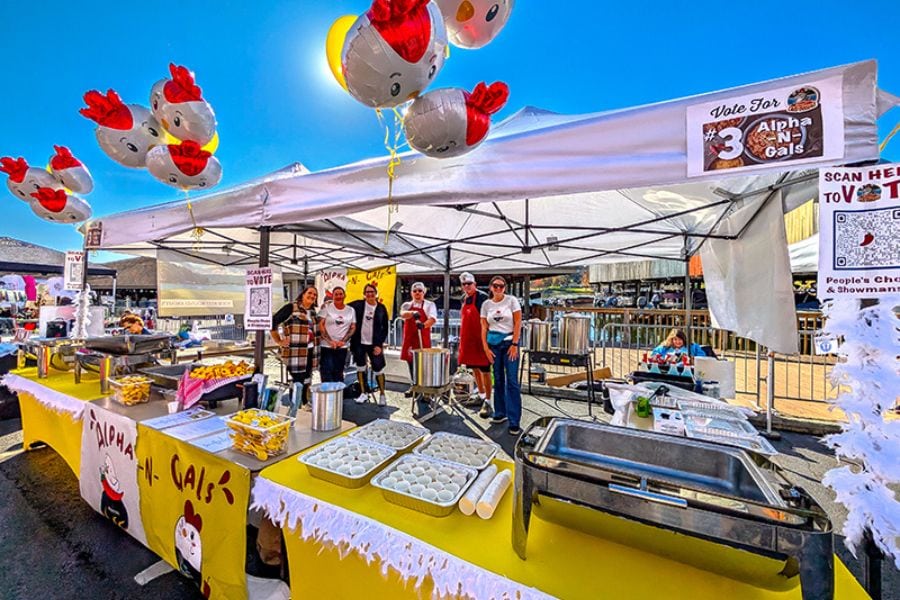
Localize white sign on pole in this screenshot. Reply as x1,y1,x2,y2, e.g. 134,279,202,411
687,75,844,177
818,163,900,300
64,251,85,291
244,267,273,330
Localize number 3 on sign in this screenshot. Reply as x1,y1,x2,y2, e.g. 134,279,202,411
717,127,744,159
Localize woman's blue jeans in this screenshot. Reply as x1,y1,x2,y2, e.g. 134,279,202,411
489,340,521,428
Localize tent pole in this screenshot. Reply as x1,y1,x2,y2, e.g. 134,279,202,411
81,236,90,299
524,277,531,319
683,235,692,357
761,351,781,440
254,227,271,373
303,257,309,288
442,247,451,348
111,276,117,313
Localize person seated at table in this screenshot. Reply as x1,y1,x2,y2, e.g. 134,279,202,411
121,315,151,335
651,328,705,359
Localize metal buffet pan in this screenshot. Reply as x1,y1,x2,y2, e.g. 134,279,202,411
513,417,834,600
83,334,172,356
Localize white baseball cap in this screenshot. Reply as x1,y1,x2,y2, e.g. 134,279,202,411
459,272,475,284
411,282,427,292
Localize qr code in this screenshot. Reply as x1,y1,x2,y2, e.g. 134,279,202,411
249,287,270,316
833,208,900,270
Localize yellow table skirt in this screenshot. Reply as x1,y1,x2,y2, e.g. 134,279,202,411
259,454,868,600
18,390,83,478
6,368,104,479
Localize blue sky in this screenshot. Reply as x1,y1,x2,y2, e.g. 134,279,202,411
1,1,898,257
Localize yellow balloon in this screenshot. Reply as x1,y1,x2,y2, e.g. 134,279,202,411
162,130,220,154
326,15,356,91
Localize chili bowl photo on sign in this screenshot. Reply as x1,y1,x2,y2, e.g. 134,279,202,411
743,114,809,164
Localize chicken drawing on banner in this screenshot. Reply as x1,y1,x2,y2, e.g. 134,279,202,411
341,0,448,108
146,140,222,191
150,63,218,148
80,89,163,168
404,81,509,157
434,0,514,49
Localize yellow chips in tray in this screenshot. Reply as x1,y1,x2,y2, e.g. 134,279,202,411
225,408,293,460
109,375,152,406
189,360,254,381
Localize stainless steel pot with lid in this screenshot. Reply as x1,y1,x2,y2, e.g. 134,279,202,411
412,348,451,387
559,314,592,354
523,319,551,352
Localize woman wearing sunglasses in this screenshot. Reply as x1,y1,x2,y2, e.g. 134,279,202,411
481,275,523,436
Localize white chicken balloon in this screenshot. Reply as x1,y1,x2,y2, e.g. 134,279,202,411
0,156,58,202
342,0,448,108
146,141,222,191
404,81,509,158
49,146,94,195
80,89,163,168
435,0,514,49
29,186,92,223
150,64,217,146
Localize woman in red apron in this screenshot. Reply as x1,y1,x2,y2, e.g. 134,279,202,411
400,282,437,396
457,272,492,417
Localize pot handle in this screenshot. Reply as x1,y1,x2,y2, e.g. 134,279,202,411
609,483,688,508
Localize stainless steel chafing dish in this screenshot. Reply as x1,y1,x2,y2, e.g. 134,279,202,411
74,334,174,393
18,337,82,378
513,417,833,600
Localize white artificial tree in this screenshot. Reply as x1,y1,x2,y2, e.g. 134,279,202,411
71,284,92,340
821,296,900,568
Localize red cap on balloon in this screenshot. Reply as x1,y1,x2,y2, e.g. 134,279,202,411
80,90,134,130
464,82,509,146
0,157,29,183
50,146,83,171
367,0,432,64
169,141,211,176
164,64,204,104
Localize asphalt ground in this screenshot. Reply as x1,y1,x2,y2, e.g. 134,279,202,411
0,380,896,599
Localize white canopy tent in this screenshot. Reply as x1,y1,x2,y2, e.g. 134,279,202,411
84,60,896,354
87,61,890,270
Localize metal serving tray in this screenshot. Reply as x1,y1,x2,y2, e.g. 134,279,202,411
371,454,477,517
513,417,833,600
348,419,429,453
299,437,396,489
84,334,171,356
413,431,499,470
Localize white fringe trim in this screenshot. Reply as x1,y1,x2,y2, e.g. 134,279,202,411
251,478,554,600
1,373,86,419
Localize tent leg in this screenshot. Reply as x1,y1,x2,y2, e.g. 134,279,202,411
683,236,692,356
254,227,271,374
524,277,531,320
442,247,451,349
762,351,781,440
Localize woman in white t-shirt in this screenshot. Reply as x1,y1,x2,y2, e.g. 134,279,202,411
318,287,356,383
480,275,523,436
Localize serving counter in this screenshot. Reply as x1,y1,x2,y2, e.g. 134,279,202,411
254,452,868,600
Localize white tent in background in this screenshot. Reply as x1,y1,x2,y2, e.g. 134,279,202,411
84,60,897,352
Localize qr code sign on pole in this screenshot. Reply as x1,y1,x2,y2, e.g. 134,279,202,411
819,165,900,299
833,208,900,270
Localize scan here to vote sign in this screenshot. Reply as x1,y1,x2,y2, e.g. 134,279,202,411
818,163,900,300
244,267,273,330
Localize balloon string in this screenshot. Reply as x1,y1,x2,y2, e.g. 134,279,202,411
879,119,900,153
376,107,407,245
184,189,204,248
